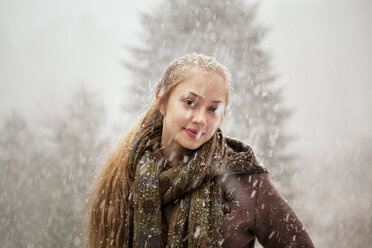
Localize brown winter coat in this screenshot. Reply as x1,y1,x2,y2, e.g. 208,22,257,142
161,138,314,247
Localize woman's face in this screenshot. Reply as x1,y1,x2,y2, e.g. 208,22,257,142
159,69,227,153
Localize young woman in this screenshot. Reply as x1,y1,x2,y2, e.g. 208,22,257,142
86,54,314,247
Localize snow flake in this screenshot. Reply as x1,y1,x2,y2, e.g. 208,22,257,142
269,231,275,239
253,179,258,187
251,190,256,198
194,226,201,239
285,212,290,222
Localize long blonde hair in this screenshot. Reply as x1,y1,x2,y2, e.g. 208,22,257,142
85,54,231,248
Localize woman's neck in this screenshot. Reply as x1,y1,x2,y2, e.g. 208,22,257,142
161,142,186,166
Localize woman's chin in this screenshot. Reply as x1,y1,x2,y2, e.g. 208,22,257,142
180,140,203,151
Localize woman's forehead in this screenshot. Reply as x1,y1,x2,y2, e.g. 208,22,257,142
173,71,226,101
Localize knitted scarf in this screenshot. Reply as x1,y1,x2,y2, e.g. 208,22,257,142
123,121,266,247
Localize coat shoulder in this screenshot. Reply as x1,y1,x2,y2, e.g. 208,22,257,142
225,137,269,175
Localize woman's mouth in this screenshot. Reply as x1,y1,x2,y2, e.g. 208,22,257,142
184,128,203,139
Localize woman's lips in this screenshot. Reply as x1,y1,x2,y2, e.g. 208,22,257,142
184,128,202,139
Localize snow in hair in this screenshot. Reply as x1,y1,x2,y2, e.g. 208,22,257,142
157,54,231,98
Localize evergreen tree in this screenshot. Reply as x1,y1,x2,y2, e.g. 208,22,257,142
124,0,294,197
35,86,108,247
0,112,41,247
0,87,108,247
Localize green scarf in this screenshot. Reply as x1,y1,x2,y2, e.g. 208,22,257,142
124,121,266,247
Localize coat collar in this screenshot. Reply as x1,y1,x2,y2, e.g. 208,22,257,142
225,137,269,175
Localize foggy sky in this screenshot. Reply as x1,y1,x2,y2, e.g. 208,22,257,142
257,0,372,155
1,0,371,159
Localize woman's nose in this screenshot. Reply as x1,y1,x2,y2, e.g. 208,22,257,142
192,109,206,126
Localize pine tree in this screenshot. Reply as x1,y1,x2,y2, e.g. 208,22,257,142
0,112,41,247
0,87,108,247
35,86,108,247
124,0,294,198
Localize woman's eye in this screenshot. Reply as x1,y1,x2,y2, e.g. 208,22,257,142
185,99,195,107
210,107,218,113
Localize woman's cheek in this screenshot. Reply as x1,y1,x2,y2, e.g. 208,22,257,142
208,117,221,136
185,109,193,119
173,109,190,127
212,118,220,131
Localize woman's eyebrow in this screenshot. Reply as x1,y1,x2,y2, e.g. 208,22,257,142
186,91,224,104
187,91,203,99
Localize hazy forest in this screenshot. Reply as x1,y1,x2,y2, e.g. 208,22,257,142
1,0,371,247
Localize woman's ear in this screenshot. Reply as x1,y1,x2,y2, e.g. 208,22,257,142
156,93,166,115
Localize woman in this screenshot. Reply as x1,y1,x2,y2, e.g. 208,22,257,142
86,54,314,247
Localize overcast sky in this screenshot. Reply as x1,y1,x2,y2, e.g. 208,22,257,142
1,0,371,157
